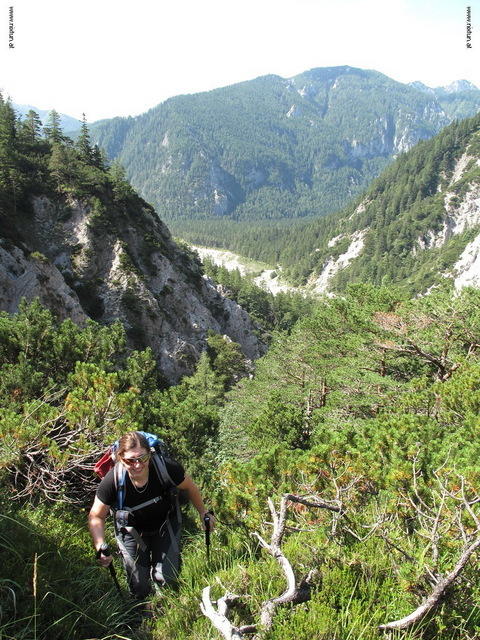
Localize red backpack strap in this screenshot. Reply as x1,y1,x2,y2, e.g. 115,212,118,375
94,450,115,477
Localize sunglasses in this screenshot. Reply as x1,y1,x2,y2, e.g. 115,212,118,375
122,453,150,466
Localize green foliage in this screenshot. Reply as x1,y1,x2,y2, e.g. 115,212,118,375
2,282,480,638
202,256,315,332
108,160,136,200
206,332,248,389
171,111,480,295
147,351,225,479
88,67,480,231
0,500,151,639
219,285,480,471
0,102,141,222
4,85,480,636
0,301,159,500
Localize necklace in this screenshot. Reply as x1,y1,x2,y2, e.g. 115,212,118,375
131,474,149,494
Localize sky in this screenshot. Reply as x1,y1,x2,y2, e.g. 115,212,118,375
1,0,478,122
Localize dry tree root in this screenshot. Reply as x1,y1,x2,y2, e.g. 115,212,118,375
200,494,326,639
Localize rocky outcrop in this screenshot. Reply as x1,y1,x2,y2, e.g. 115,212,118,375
454,232,480,289
414,155,480,252
308,229,368,293
0,242,87,323
0,194,264,383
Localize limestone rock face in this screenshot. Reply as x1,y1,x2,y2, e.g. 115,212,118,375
308,229,368,294
0,193,264,383
0,242,87,323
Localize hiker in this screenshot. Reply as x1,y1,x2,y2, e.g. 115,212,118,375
89,431,214,599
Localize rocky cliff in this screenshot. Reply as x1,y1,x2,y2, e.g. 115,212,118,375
0,192,263,383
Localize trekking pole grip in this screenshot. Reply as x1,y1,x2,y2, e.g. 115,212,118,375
204,510,214,530
96,542,111,558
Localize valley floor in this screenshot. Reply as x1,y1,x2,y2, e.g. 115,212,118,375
191,245,301,295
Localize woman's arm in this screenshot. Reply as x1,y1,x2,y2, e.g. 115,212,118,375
88,496,113,565
177,474,215,530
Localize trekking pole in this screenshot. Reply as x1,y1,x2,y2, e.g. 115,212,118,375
203,512,213,562
98,542,123,598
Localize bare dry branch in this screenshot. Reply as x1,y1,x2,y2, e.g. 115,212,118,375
283,494,342,514
200,586,250,640
379,535,480,631
201,494,323,639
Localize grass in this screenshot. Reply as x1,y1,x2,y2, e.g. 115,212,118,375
1,497,479,640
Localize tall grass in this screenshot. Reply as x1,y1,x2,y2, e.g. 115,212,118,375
0,504,145,640
1,502,479,640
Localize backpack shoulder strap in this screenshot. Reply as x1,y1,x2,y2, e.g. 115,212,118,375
113,462,126,510
150,446,176,488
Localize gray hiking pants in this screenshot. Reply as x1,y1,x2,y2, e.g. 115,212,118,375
115,510,181,599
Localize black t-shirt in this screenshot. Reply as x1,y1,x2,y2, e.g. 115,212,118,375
96,457,185,531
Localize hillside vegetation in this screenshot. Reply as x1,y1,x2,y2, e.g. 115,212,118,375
181,111,480,292
89,68,480,230
2,283,480,639
2,95,480,640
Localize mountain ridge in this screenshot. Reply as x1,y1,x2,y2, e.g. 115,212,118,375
82,66,480,243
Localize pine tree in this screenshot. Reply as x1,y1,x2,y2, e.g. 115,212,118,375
19,109,43,145
108,160,134,199
0,93,19,212
43,109,64,144
48,142,80,189
91,144,106,170
76,113,92,162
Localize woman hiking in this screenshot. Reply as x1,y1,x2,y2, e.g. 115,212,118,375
89,431,214,600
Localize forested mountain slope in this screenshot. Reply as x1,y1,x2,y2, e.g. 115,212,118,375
209,111,480,290
0,96,263,383
285,111,480,293
89,67,480,233
4,88,480,640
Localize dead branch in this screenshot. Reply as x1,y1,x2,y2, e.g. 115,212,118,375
7,410,108,505
200,494,322,639
252,496,308,630
200,587,254,639
379,534,480,631
283,494,343,514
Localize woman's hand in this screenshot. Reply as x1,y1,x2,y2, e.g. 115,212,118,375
96,542,114,566
202,511,215,531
